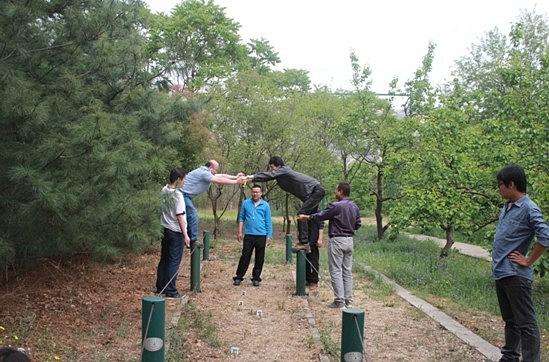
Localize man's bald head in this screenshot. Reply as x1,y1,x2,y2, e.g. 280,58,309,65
205,159,219,174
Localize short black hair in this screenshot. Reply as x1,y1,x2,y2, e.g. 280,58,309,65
337,182,351,197
268,156,285,167
0,347,31,361
204,161,212,167
497,164,527,193
251,184,262,191
169,168,186,184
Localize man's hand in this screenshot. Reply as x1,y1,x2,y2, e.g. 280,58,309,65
237,232,243,242
237,175,247,185
317,236,323,247
508,251,531,267
184,235,190,248
297,214,310,221
267,237,272,246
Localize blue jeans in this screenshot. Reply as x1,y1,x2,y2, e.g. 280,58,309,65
495,276,540,362
156,228,184,295
183,193,199,242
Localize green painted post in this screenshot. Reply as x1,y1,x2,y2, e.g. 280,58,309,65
340,308,365,362
202,230,212,261
190,242,203,292
285,234,293,263
295,250,306,296
141,296,165,361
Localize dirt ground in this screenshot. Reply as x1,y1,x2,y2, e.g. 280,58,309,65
184,256,321,360
308,270,486,361
0,252,186,361
1,238,496,361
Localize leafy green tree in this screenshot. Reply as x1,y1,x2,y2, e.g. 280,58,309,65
342,52,404,239
207,68,335,235
147,0,247,90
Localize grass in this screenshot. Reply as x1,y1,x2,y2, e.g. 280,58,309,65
353,225,548,332
319,322,340,358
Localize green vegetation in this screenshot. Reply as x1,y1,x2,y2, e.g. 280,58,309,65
353,226,548,331
319,322,340,359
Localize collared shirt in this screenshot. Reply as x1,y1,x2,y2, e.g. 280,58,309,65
181,166,213,197
238,198,273,238
492,194,549,280
310,198,361,238
160,185,186,233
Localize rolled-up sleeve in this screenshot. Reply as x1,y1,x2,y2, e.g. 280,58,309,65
529,205,549,247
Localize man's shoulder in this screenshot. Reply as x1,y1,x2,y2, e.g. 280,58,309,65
522,195,540,210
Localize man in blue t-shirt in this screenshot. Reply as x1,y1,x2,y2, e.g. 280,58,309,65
233,184,273,287
181,160,244,245
492,164,548,362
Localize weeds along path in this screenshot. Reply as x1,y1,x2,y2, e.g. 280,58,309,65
172,241,321,360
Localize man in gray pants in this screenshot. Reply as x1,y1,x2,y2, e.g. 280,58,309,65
298,182,361,308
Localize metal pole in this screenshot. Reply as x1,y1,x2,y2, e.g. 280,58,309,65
341,308,365,362
202,230,212,261
295,250,306,296
190,241,203,292
141,296,165,361
285,234,293,263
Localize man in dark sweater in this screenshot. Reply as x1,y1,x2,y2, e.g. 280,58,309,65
245,156,325,251
298,182,361,308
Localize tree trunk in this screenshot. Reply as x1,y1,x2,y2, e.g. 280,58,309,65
439,225,454,258
375,166,386,240
284,193,291,235
236,186,245,224
342,151,349,181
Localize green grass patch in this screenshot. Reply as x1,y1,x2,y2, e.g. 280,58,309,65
353,225,548,332
319,322,340,358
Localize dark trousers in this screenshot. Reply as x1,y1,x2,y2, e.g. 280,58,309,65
306,242,319,284
495,276,540,362
156,228,184,295
234,235,266,282
297,185,325,244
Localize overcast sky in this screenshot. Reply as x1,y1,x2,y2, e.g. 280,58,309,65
144,0,548,93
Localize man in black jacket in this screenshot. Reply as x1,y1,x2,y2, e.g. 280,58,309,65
245,156,325,251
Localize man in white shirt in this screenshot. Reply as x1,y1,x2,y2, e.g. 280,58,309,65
156,168,190,298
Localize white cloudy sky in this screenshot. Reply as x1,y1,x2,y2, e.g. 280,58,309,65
144,0,548,93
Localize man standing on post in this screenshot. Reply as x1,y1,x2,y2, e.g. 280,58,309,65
244,156,325,252
233,184,273,287
182,160,244,246
298,182,361,309
492,164,547,362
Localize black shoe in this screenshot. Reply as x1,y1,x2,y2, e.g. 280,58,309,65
164,292,182,299
252,280,260,287
327,301,346,309
233,279,242,286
